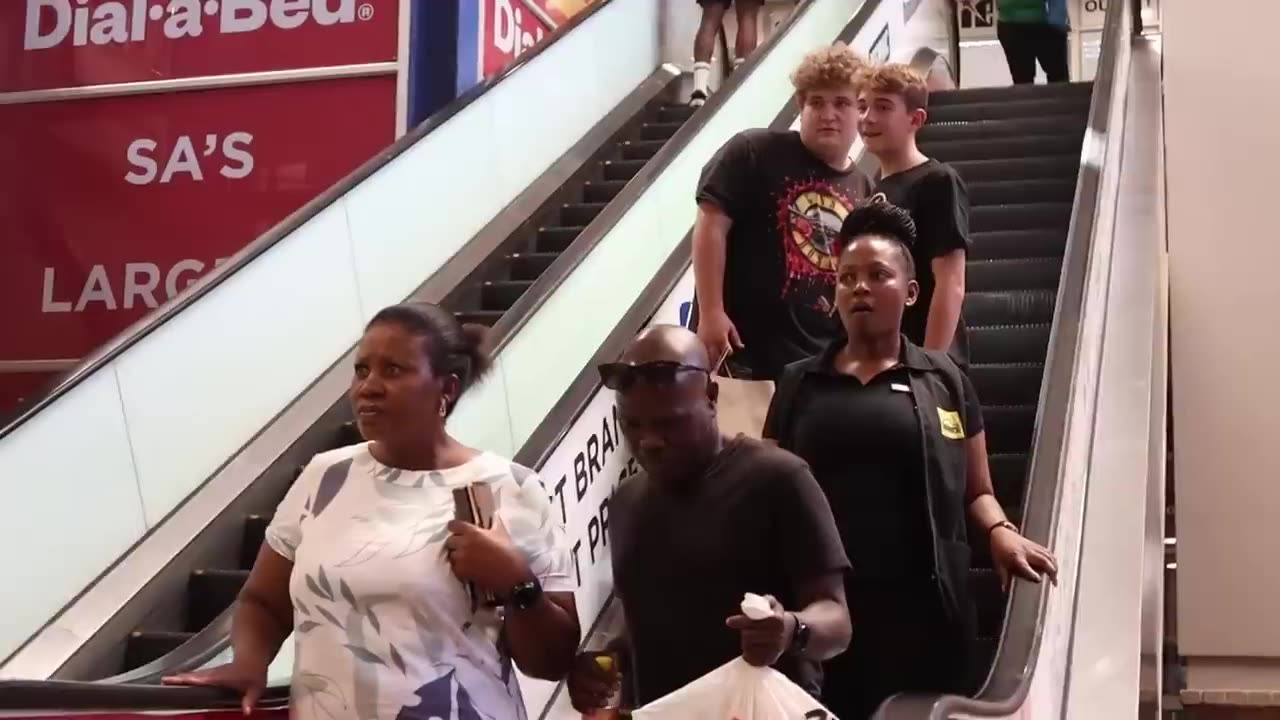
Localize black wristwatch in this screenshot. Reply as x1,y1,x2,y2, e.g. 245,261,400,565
788,612,810,656
509,578,543,610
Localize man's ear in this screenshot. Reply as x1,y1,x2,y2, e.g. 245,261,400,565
905,279,921,307
911,107,929,131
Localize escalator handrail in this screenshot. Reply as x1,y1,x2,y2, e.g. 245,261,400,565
874,0,1141,718
0,0,621,442
0,0,868,710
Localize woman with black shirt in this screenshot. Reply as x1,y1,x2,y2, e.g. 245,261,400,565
762,202,1057,719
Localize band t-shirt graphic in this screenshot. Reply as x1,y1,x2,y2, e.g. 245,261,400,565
697,130,874,380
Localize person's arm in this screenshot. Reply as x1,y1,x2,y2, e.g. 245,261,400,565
922,169,972,352
232,546,295,669
504,590,580,680
925,249,966,351
694,134,755,363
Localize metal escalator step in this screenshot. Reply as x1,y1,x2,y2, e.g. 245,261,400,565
970,568,1005,637
560,202,607,227
921,115,1089,142
455,310,504,327
964,290,1056,326
187,569,250,632
983,405,1036,455
971,203,1073,233
640,121,684,141
968,362,1045,406
332,421,363,449
537,225,583,253
930,80,1093,106
620,139,666,161
928,97,1090,123
922,134,1082,163
481,280,533,311
970,229,1067,261
506,252,558,281
969,178,1077,206
969,323,1051,364
989,452,1029,507
656,104,697,123
583,180,627,204
968,258,1063,292
125,631,194,671
951,155,1080,184
603,159,646,181
241,514,269,570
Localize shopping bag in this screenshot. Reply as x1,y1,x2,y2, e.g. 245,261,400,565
632,657,836,719
716,377,775,440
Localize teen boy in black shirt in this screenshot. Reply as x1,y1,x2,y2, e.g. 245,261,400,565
693,44,874,382
857,63,971,365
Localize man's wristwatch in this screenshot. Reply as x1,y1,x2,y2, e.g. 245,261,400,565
508,578,543,611
788,613,810,656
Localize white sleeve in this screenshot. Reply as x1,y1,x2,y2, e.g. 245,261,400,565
500,463,576,594
263,459,320,562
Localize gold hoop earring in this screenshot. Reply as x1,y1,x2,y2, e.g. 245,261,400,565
439,397,448,417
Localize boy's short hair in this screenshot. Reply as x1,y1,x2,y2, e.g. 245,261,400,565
856,63,929,111
791,43,864,98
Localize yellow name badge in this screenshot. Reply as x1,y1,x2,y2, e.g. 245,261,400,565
937,408,965,440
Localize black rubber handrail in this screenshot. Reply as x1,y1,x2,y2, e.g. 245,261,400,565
0,0,620,441
874,1,1141,718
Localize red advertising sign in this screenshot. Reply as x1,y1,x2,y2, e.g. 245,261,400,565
479,0,598,79
0,76,396,363
2,0,399,92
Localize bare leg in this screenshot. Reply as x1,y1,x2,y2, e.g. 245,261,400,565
733,0,763,65
692,2,728,105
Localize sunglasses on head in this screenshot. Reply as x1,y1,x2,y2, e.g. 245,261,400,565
598,361,711,391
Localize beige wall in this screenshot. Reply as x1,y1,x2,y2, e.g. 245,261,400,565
1166,0,1280,695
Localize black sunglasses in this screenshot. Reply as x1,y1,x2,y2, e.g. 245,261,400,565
598,361,711,391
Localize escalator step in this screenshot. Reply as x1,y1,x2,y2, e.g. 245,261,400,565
620,139,666,161
989,453,1029,507
241,514,270,570
506,252,559,281
968,178,1077,207
969,323,1051,364
928,97,1090,123
970,568,1005,637
455,310,505,327
970,229,1067,261
560,202,607,227
583,180,628,204
922,134,1082,163
967,362,1045,406
968,258,1063,292
481,280,533,311
640,121,684,141
602,159,646,181
537,226,583,253
656,104,697,123
970,203,1073,233
921,115,1089,142
331,421,363,449
125,630,194,671
930,80,1093,106
187,569,250,632
951,155,1079,184
982,405,1036,455
964,290,1056,326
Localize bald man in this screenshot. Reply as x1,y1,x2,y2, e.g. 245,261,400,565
567,325,851,712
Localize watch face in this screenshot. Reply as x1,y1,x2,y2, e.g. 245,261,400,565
512,580,543,609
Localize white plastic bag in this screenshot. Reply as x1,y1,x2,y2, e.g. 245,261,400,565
631,658,838,720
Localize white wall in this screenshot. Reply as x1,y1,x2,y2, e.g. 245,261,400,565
1166,0,1280,697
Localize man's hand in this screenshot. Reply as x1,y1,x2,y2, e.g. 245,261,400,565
566,652,621,713
990,527,1060,593
697,308,744,370
445,518,532,595
725,594,795,667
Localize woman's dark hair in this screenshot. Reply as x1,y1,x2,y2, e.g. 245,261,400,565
838,199,918,277
366,302,493,411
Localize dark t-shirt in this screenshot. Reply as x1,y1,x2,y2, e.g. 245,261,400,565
872,159,971,364
697,130,874,380
610,437,850,705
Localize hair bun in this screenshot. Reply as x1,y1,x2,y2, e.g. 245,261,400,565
459,323,494,377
